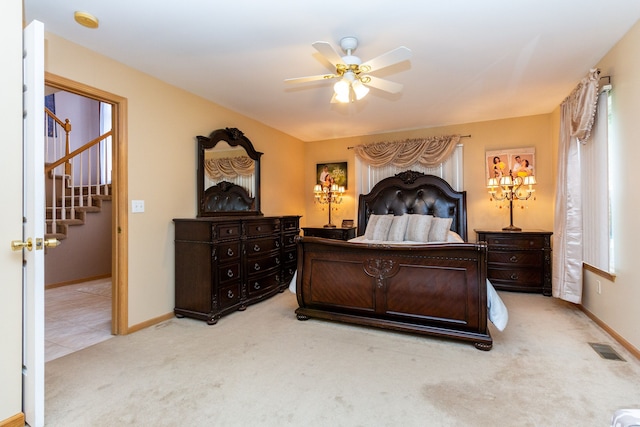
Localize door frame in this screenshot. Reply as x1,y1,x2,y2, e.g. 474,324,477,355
45,72,129,334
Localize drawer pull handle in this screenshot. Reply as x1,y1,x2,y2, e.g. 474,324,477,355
227,229,234,234
256,226,262,232
253,244,261,252
227,269,234,278
275,257,280,265
254,263,260,271
254,282,260,290
509,255,518,263
276,274,280,282
227,290,234,299
275,240,280,248
510,273,519,280
288,253,294,260
227,248,234,257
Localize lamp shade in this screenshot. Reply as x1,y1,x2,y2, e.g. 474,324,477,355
352,79,369,100
333,79,350,103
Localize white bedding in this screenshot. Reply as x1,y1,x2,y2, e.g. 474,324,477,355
288,272,507,331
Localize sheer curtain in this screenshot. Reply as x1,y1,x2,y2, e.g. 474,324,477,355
553,69,600,303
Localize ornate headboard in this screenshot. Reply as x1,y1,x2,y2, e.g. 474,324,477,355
203,181,255,213
357,171,468,241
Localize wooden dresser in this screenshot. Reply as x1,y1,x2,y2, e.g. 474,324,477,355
173,216,300,324
475,230,552,296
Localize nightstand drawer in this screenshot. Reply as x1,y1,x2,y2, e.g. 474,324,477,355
302,226,356,241
488,250,542,267
487,267,543,285
484,235,547,249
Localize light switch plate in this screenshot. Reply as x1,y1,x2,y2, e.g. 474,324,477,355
131,200,145,213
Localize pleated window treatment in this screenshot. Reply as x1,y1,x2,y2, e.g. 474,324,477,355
553,69,600,303
204,156,255,196
352,135,461,168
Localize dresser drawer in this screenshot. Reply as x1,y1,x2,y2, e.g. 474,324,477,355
283,248,297,264
247,273,281,296
245,219,280,237
217,241,241,262
214,223,242,241
283,232,298,248
218,263,240,284
282,217,300,232
488,250,542,267
247,255,281,276
218,283,241,310
247,236,281,257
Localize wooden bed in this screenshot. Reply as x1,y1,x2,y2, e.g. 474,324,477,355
294,171,493,350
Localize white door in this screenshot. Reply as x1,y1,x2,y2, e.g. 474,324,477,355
21,20,46,427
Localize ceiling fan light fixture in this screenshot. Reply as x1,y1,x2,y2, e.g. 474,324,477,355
333,79,351,103
352,79,369,100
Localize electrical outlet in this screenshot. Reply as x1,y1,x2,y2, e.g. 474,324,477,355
596,280,602,295
131,200,145,213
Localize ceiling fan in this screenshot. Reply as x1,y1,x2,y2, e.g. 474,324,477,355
285,36,411,103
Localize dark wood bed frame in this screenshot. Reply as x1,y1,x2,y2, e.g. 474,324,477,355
294,171,492,350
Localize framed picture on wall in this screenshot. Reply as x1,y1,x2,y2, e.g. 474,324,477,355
316,162,348,189
486,147,535,180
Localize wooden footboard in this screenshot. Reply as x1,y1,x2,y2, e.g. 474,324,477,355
295,237,492,350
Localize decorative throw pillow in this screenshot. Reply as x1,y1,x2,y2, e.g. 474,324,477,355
363,214,381,239
404,214,433,242
428,217,453,242
387,214,410,242
372,215,394,241
447,230,464,243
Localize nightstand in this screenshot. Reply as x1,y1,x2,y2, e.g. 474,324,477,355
475,230,553,296
302,226,357,241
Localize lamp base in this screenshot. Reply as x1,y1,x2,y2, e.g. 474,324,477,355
323,224,337,228
502,225,522,231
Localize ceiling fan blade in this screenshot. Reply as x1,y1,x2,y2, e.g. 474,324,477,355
312,41,345,67
363,76,404,94
360,46,412,73
284,74,337,84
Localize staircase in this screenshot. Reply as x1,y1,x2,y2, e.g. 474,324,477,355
44,106,113,242
45,176,111,241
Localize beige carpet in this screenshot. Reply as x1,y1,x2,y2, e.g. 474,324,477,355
45,291,640,426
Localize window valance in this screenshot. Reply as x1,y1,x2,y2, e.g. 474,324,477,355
204,156,255,180
352,135,461,168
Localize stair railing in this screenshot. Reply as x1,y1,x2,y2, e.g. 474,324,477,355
44,108,113,236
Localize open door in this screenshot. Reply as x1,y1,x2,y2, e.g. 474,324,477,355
19,20,46,427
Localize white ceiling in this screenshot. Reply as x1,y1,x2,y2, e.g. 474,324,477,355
24,1,640,142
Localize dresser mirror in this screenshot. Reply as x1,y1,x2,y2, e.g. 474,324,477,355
197,127,263,217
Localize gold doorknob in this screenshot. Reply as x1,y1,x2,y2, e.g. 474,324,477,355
11,238,33,251
43,238,61,248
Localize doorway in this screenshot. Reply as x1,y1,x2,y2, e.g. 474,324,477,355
45,72,129,336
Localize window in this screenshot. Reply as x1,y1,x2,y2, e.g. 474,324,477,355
580,87,614,274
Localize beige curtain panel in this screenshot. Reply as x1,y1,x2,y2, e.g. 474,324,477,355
352,135,461,168
553,68,600,304
204,156,255,180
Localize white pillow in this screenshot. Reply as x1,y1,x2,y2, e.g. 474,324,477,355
372,215,394,241
428,217,453,242
446,230,464,243
404,214,433,242
363,214,381,240
387,215,410,242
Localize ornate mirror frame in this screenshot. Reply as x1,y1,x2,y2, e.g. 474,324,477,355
197,127,263,217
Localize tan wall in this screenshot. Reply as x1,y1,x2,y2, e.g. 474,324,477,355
43,33,306,327
304,114,556,236
582,20,640,351
0,0,26,422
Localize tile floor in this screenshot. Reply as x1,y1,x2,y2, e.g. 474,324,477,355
45,278,113,362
